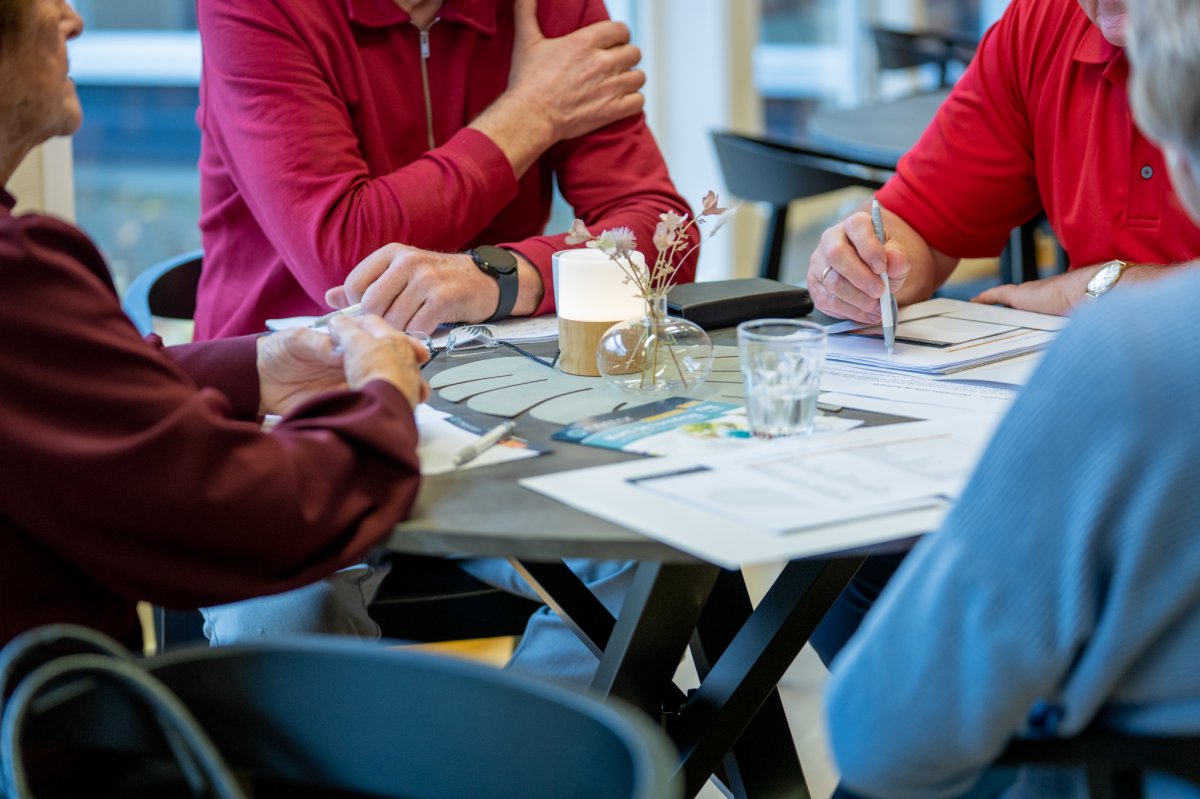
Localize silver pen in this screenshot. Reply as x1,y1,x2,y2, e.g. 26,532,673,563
871,198,898,354
308,302,364,329
453,420,516,466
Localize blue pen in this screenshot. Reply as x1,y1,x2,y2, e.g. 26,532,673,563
871,198,898,354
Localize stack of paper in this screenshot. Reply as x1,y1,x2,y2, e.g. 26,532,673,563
824,298,1066,375
522,418,993,567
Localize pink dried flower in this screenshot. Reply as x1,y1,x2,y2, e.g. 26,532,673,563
573,191,727,302
564,218,593,245
589,226,637,258
700,190,727,216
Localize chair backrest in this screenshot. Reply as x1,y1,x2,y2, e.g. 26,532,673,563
998,732,1200,799
710,131,892,280
19,637,682,799
870,25,979,90
122,249,203,336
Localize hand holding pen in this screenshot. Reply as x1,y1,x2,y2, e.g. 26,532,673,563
309,302,364,329
871,198,899,354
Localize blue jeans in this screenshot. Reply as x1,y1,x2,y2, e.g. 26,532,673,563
810,552,907,669
201,552,636,693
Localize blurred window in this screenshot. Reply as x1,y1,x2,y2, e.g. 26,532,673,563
69,0,201,293
757,0,985,138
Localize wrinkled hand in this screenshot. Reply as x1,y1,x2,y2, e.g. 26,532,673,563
257,327,349,417
506,0,645,143
971,269,1091,316
327,315,430,408
324,243,497,334
808,209,910,323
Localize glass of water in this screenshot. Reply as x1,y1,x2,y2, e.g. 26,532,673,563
737,319,827,437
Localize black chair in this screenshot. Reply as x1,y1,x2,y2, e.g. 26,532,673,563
871,25,979,91
996,731,1200,799
123,252,541,650
832,731,1200,799
122,248,203,336
9,634,682,799
711,130,894,282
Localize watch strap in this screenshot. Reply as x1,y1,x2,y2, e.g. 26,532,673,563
486,267,519,323
469,246,519,323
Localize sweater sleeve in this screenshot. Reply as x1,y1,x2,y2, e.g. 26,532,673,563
499,0,698,315
196,0,521,306
825,276,1200,798
0,214,421,608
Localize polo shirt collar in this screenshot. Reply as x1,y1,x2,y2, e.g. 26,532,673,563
1073,22,1128,83
344,0,497,35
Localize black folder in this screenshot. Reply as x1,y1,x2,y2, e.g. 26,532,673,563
666,278,813,330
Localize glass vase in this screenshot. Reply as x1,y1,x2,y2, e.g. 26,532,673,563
596,295,714,395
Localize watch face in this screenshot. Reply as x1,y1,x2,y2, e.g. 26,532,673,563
1086,261,1124,297
473,245,517,275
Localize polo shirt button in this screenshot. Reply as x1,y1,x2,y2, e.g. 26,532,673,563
1141,165,1154,179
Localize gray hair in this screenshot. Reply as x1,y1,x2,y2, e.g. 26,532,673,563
1127,0,1200,177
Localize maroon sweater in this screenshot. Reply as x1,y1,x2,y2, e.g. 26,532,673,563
194,0,697,338
0,190,421,649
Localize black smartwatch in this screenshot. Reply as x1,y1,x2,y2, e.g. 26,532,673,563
468,245,519,323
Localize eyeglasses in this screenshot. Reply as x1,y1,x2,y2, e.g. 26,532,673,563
444,325,560,369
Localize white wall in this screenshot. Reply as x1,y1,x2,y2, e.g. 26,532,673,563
10,138,75,220
636,0,761,280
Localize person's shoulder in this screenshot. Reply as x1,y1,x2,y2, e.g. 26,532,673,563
198,0,341,32
0,212,104,276
538,0,609,36
989,0,1090,52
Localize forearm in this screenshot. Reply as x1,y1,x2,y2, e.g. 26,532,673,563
505,115,696,316
510,253,546,316
876,202,959,305
164,335,261,419
469,95,558,180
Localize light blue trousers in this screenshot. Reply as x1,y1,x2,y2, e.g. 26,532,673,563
200,551,635,692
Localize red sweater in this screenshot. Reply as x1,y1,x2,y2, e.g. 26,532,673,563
878,0,1200,265
0,190,420,649
194,0,696,339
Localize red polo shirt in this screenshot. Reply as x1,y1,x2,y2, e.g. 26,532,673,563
877,0,1200,267
194,0,695,339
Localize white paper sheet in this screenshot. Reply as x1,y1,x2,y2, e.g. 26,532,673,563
820,362,1018,414
415,404,541,475
823,299,1061,375
265,313,561,348
521,420,992,567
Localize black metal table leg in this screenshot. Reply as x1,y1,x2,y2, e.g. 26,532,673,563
508,558,618,658
590,562,721,718
672,557,866,798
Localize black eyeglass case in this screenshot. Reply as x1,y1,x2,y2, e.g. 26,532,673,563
666,278,814,330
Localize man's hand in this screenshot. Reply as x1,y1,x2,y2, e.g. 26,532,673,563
325,243,543,333
327,315,430,408
807,207,912,323
257,327,349,417
326,244,498,334
470,0,644,176
508,0,644,142
971,268,1094,315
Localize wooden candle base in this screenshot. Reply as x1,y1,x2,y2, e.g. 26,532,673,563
558,318,618,376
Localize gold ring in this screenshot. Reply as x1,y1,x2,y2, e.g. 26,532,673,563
820,265,835,285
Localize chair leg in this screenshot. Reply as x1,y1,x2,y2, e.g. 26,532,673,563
760,206,788,282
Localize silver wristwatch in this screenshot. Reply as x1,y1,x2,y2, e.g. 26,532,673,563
1084,259,1132,300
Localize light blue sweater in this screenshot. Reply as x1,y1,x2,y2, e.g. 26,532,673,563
826,270,1200,799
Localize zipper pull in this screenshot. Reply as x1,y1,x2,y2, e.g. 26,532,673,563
420,29,430,60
